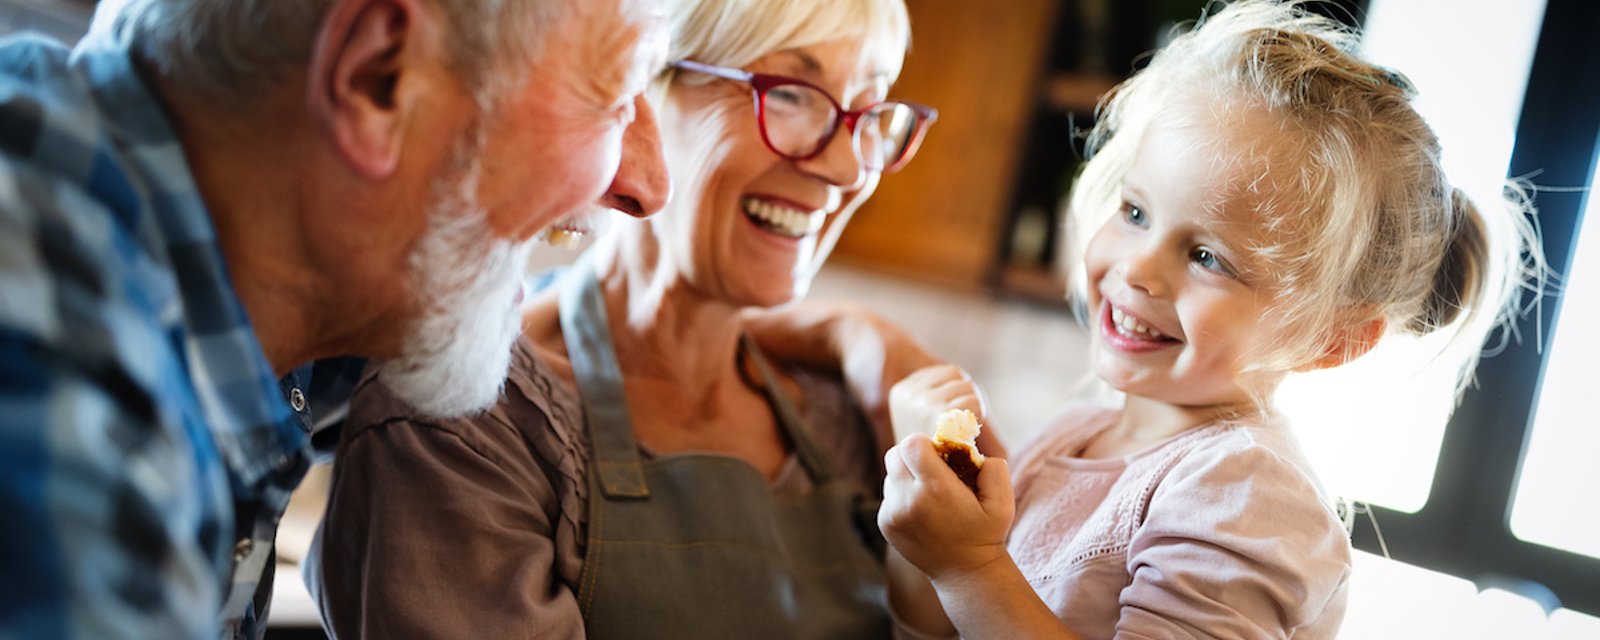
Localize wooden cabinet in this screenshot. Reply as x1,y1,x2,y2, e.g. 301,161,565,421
831,0,1063,290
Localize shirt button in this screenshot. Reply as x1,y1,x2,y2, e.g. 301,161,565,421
289,388,307,413
233,538,254,564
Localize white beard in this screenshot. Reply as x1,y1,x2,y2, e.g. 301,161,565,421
374,132,533,418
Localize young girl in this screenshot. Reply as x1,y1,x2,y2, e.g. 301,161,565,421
878,1,1538,638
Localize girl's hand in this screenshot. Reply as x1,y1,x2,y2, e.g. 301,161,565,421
879,434,1014,581
888,364,989,443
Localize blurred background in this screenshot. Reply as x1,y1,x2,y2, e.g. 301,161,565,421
3,0,1597,638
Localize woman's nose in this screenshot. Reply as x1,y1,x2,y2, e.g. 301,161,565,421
796,123,867,191
601,95,671,218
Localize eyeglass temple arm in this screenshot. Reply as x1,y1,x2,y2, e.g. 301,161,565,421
881,103,939,173
671,60,754,82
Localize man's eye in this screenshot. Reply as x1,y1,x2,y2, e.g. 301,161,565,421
614,96,638,123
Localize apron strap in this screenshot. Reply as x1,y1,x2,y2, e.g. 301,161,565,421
560,260,650,499
739,334,839,484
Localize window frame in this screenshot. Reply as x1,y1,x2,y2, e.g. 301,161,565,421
1347,0,1600,617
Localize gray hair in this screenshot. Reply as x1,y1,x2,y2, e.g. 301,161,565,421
88,0,567,107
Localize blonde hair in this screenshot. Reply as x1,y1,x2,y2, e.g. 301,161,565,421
663,0,910,82
1065,0,1540,393
89,0,570,107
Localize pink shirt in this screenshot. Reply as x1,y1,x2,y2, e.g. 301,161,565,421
1007,403,1351,639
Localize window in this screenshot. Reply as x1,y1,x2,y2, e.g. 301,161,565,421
1510,155,1600,559
1313,0,1600,624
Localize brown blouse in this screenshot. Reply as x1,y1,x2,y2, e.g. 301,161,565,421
309,336,889,639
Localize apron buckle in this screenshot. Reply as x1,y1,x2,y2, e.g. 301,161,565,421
598,460,651,498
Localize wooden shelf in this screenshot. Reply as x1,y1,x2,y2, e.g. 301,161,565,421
832,0,1063,290
995,263,1071,309
1042,72,1121,114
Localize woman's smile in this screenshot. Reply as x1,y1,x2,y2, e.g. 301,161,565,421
740,195,826,238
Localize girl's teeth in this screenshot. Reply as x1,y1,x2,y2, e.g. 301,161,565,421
1110,306,1167,339
743,198,823,237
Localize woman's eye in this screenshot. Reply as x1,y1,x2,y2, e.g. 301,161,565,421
768,86,809,107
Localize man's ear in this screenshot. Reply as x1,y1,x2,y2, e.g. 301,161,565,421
1299,315,1387,371
306,0,435,179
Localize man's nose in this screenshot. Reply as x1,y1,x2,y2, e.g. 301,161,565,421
601,95,670,218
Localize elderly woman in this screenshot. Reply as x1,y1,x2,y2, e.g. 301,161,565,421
310,0,959,637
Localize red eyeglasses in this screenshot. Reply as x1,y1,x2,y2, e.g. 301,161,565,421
671,59,938,174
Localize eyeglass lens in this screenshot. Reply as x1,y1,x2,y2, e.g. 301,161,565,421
760,82,920,170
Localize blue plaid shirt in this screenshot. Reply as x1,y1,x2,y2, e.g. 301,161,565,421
0,31,314,639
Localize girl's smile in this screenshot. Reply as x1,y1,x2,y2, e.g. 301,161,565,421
1098,300,1181,353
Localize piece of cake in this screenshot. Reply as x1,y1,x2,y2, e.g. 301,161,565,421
932,409,985,492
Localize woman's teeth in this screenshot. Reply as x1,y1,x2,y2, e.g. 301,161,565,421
1111,306,1168,339
743,197,824,238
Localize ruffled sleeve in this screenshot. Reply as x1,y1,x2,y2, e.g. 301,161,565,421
311,338,592,639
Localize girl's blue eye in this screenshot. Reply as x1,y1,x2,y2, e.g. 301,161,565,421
1191,247,1233,276
1123,203,1147,227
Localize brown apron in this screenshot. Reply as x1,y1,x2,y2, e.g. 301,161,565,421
558,263,890,639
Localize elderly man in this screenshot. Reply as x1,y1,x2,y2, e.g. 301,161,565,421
0,0,668,637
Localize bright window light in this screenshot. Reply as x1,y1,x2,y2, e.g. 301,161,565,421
1282,0,1546,513
1510,154,1600,559
1344,551,1600,638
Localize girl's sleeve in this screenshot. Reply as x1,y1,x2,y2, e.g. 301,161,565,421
1116,440,1352,640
